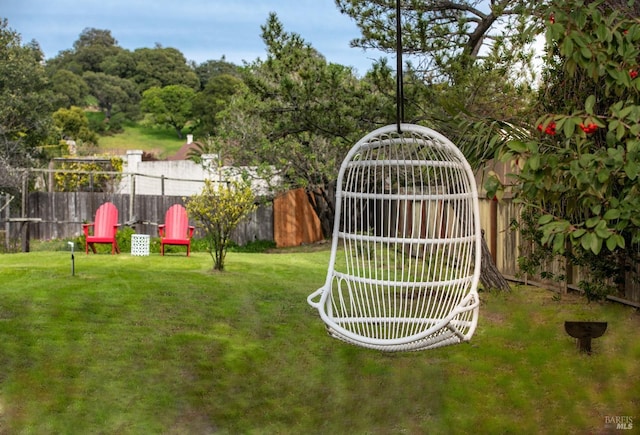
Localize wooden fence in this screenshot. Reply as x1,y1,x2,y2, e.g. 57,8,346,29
2,187,639,305
479,198,640,305
2,191,272,249
273,188,323,247
2,189,315,250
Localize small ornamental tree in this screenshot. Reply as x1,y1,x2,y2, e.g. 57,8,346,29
186,179,256,271
489,0,640,299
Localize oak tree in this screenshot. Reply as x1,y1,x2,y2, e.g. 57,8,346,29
141,84,196,139
83,71,140,122
131,46,200,92
192,74,243,137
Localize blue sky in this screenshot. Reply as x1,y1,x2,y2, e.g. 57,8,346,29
4,0,388,76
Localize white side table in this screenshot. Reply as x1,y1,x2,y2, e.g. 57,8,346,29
131,234,150,256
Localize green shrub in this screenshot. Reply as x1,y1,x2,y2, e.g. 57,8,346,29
228,239,276,253
115,226,135,253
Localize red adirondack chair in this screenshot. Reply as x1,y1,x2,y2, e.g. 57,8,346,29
158,204,195,256
83,202,120,254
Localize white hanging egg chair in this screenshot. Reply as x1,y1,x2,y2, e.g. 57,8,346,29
308,123,481,352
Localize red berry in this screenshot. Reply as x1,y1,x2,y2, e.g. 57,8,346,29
580,123,598,134
544,122,557,135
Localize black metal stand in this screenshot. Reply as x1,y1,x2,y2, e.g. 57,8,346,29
565,321,608,354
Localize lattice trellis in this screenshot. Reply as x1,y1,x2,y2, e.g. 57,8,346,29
308,124,481,351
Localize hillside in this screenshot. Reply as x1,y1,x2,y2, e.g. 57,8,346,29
97,123,187,159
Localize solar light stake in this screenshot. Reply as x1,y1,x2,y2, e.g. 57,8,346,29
68,241,75,276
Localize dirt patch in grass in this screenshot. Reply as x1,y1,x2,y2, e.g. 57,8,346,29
169,408,216,434
266,240,330,254
481,307,508,327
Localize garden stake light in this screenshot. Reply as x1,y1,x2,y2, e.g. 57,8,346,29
68,241,75,276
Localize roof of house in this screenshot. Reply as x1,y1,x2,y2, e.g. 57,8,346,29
168,141,201,161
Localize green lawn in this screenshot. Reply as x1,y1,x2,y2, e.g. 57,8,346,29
0,249,638,433
97,122,186,159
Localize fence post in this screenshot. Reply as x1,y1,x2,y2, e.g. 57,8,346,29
4,194,9,252
48,160,54,193
21,172,30,252
21,172,27,218
161,175,165,196
129,173,135,224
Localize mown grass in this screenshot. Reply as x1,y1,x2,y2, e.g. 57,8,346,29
97,122,186,159
0,249,638,434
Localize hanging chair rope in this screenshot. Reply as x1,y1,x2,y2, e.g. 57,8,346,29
396,0,404,133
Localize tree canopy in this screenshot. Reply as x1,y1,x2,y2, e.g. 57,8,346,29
0,18,55,172
130,46,200,92
192,73,244,137
52,106,98,147
83,71,140,121
141,85,196,139
72,28,121,73
219,13,393,235
336,0,540,83
194,57,242,90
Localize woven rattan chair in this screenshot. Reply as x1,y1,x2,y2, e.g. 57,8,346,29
308,124,481,351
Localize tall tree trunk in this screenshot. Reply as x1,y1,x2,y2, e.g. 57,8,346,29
479,230,511,291
306,183,335,239
173,124,184,140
